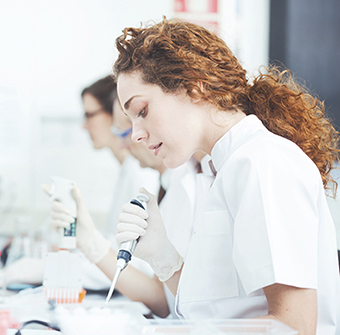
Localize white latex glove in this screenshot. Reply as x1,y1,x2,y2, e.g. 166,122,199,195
117,187,183,281
42,184,110,264
2,257,43,285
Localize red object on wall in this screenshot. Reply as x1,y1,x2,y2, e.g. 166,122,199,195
175,0,218,13
174,0,186,12
209,0,218,13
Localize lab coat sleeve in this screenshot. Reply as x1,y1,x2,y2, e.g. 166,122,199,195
223,143,320,295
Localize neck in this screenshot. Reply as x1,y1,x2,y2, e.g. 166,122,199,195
202,108,246,155
158,164,167,175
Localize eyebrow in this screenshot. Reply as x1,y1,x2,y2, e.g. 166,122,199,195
124,95,140,110
116,97,127,116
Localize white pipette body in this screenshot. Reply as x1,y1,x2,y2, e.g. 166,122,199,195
48,176,77,249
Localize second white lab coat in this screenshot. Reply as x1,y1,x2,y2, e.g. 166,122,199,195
82,155,160,289
106,154,160,243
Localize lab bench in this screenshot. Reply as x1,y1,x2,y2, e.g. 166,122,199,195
1,287,149,334
1,287,298,335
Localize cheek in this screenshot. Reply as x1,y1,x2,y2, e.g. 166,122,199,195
164,128,184,149
129,144,141,158
147,111,169,134
96,118,111,132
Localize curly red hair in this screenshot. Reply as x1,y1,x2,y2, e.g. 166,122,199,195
114,18,339,195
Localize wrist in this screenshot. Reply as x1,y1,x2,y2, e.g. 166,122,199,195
149,245,183,282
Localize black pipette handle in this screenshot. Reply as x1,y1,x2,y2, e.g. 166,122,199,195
130,199,145,209
117,197,146,265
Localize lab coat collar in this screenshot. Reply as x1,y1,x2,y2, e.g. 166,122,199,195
200,154,214,176
211,115,265,172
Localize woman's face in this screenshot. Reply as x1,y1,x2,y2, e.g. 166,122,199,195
112,99,165,171
128,139,166,172
117,71,205,168
82,93,114,149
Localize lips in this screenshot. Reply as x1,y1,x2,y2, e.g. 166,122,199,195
150,142,163,156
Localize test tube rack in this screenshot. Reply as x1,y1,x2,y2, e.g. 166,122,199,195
43,250,86,304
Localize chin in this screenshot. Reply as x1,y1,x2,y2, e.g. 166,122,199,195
93,143,103,150
163,157,186,169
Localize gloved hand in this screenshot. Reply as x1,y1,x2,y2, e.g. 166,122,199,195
2,257,43,285
42,184,110,264
117,187,183,281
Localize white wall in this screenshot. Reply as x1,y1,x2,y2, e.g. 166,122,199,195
0,0,173,232
0,0,270,233
219,0,270,77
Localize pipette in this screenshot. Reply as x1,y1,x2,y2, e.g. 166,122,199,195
105,193,149,303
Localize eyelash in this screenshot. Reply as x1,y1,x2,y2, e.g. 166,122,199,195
138,107,147,118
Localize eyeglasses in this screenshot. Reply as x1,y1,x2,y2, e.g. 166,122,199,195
111,126,132,138
83,109,106,120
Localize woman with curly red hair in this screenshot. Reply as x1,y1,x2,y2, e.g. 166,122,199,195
114,19,340,334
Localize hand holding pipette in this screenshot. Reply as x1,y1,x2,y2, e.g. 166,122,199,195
46,176,77,249
106,193,149,303
116,188,183,282
42,183,110,263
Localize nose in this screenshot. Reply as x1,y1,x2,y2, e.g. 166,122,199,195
131,125,148,143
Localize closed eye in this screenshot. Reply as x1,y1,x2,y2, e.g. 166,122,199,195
138,107,148,118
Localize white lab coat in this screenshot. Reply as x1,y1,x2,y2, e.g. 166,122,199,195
81,155,160,289
326,162,340,250
160,160,195,259
160,156,214,318
175,115,340,334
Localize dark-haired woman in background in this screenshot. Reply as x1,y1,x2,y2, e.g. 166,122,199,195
81,75,159,254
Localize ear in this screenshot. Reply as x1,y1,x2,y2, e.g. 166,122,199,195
190,81,204,104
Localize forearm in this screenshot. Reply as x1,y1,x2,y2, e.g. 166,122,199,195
96,248,170,318
261,284,317,335
164,264,183,296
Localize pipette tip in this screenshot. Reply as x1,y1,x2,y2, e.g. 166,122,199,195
105,267,122,303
